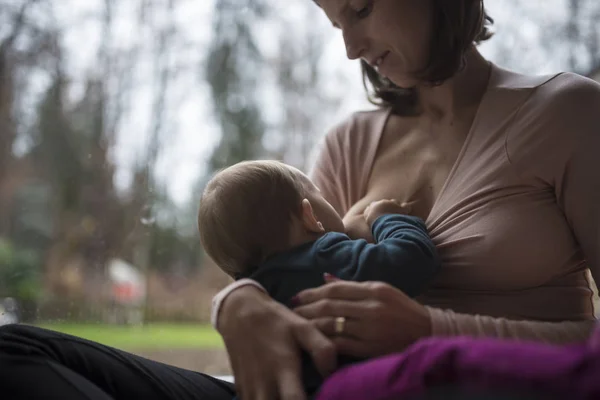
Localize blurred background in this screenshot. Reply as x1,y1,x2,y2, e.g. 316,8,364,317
0,0,599,376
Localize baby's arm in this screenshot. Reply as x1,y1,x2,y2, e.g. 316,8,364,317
323,201,439,297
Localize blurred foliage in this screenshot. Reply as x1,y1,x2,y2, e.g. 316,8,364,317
205,0,270,172
0,239,42,302
148,224,201,274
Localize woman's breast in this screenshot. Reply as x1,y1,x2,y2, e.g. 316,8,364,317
428,187,585,290
420,175,592,321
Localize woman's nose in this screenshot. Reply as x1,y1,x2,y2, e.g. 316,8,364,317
343,30,366,60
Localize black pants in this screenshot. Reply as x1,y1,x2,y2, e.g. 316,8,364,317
0,324,236,399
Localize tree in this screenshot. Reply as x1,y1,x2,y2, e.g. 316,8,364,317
205,0,270,172
270,2,342,172
485,0,600,75
0,0,52,236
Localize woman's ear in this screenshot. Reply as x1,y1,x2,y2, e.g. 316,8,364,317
301,199,325,233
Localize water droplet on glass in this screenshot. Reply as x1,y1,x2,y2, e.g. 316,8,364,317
141,216,156,225
140,205,155,226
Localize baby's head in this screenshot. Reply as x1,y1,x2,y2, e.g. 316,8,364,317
198,160,344,279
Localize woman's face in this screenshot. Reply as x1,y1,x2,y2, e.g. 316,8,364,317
317,0,434,87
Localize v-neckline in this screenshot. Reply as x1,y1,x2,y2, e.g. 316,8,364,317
425,63,496,225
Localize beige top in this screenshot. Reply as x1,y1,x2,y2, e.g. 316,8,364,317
310,64,600,344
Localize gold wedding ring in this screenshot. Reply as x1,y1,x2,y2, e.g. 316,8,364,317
334,316,346,335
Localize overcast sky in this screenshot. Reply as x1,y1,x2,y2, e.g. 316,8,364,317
32,0,576,206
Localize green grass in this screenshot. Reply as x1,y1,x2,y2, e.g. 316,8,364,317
35,323,224,350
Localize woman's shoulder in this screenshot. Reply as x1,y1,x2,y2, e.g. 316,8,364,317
531,70,600,102
491,64,600,139
517,72,600,134
505,70,600,168
495,64,600,114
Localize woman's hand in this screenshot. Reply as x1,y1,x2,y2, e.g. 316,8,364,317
218,285,337,400
293,278,432,358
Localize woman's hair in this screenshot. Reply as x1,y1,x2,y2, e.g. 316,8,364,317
197,160,309,278
362,0,494,115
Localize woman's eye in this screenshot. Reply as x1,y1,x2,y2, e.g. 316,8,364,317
355,1,373,19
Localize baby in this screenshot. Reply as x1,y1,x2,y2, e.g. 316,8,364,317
198,160,440,395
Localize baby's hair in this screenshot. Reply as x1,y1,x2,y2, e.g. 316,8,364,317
198,160,310,278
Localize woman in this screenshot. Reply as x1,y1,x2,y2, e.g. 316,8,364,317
215,0,600,398
0,0,598,399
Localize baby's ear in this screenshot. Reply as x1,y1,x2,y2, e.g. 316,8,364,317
301,199,324,233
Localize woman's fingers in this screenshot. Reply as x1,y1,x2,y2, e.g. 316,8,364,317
296,281,373,303
297,322,373,359
332,336,373,359
294,322,338,377
312,317,362,339
294,298,369,320
323,273,341,283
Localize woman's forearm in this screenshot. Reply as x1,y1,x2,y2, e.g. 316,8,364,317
427,306,595,344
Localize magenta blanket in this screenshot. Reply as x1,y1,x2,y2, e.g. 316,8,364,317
316,328,600,400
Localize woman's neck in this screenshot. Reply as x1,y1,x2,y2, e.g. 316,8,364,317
415,47,491,122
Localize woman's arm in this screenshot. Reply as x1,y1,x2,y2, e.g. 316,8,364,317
424,75,600,345
504,73,600,280
427,307,595,344
551,77,600,296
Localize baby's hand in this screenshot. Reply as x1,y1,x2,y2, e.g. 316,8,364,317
364,199,412,227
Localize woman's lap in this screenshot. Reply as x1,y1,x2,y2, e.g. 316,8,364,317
315,336,598,400
0,353,115,399
7,323,584,400
0,324,236,400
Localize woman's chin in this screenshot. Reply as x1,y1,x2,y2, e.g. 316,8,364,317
385,72,419,90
